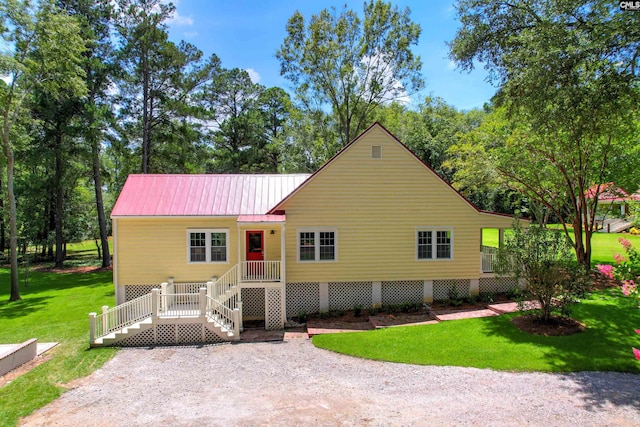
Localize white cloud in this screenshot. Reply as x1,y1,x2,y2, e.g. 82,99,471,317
184,31,199,38
0,75,11,85
168,11,193,26
246,68,261,83
447,60,457,70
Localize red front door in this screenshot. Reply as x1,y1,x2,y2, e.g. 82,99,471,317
246,231,264,280
246,231,264,261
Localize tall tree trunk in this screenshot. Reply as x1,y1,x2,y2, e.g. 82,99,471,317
4,138,20,301
0,177,4,253
54,130,64,269
91,136,111,267
47,195,55,260
141,48,150,173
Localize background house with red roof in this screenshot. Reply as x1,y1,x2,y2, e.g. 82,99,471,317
585,182,639,233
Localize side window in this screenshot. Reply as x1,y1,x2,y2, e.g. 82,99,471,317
298,229,337,262
190,232,206,262
299,232,316,261
210,232,227,262
417,229,452,260
417,231,432,260
187,230,229,263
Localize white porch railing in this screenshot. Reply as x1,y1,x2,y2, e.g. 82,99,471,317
206,296,240,337
159,292,201,317
90,290,155,342
481,245,499,273
211,265,239,305
240,260,281,282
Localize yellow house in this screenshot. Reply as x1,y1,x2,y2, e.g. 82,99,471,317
98,123,516,346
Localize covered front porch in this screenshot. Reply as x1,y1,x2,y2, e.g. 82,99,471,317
232,215,287,329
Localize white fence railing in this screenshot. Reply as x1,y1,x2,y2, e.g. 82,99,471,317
240,261,281,282
90,291,155,342
481,245,499,273
206,296,240,337
159,291,202,317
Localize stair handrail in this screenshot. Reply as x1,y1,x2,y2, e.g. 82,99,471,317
211,264,240,308
89,290,156,343
206,295,240,337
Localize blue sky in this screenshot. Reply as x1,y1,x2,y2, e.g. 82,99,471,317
166,0,496,111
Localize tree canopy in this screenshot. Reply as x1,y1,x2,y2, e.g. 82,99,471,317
449,0,640,267
277,0,423,147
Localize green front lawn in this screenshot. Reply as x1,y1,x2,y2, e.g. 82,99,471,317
313,288,640,373
0,268,117,426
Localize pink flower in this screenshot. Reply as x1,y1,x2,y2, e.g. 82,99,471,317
614,253,628,264
619,238,632,250
597,264,614,279
634,348,640,361
635,329,640,335
622,281,636,296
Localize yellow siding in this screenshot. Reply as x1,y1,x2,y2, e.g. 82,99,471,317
115,218,284,287
279,126,515,283
115,217,239,285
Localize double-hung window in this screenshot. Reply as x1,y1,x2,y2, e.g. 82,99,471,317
417,229,452,260
188,229,229,263
298,229,337,262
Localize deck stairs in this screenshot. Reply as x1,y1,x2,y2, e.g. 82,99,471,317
92,317,154,347
90,270,243,347
92,313,237,347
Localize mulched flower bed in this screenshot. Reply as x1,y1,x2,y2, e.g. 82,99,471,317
512,315,585,336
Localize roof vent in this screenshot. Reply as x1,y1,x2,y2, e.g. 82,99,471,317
371,145,382,159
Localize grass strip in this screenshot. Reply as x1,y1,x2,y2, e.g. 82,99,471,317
0,268,117,426
313,289,640,373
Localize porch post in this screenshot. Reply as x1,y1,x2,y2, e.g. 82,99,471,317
498,228,504,248
280,223,287,323
151,288,159,318
198,288,207,316
237,223,241,267
89,312,96,344
233,308,240,339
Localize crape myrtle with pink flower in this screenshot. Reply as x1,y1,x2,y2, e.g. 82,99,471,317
597,238,640,360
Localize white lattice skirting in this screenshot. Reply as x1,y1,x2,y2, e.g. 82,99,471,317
241,288,265,320
286,282,320,317
433,279,471,301
479,277,519,294
381,280,424,305
328,281,373,310
117,323,224,347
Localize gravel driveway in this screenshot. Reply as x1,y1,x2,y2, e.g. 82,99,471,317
21,338,640,426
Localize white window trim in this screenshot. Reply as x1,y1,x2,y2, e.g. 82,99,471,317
416,227,454,261
297,227,338,263
186,229,230,264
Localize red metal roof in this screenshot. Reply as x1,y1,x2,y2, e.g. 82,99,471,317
111,174,310,217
